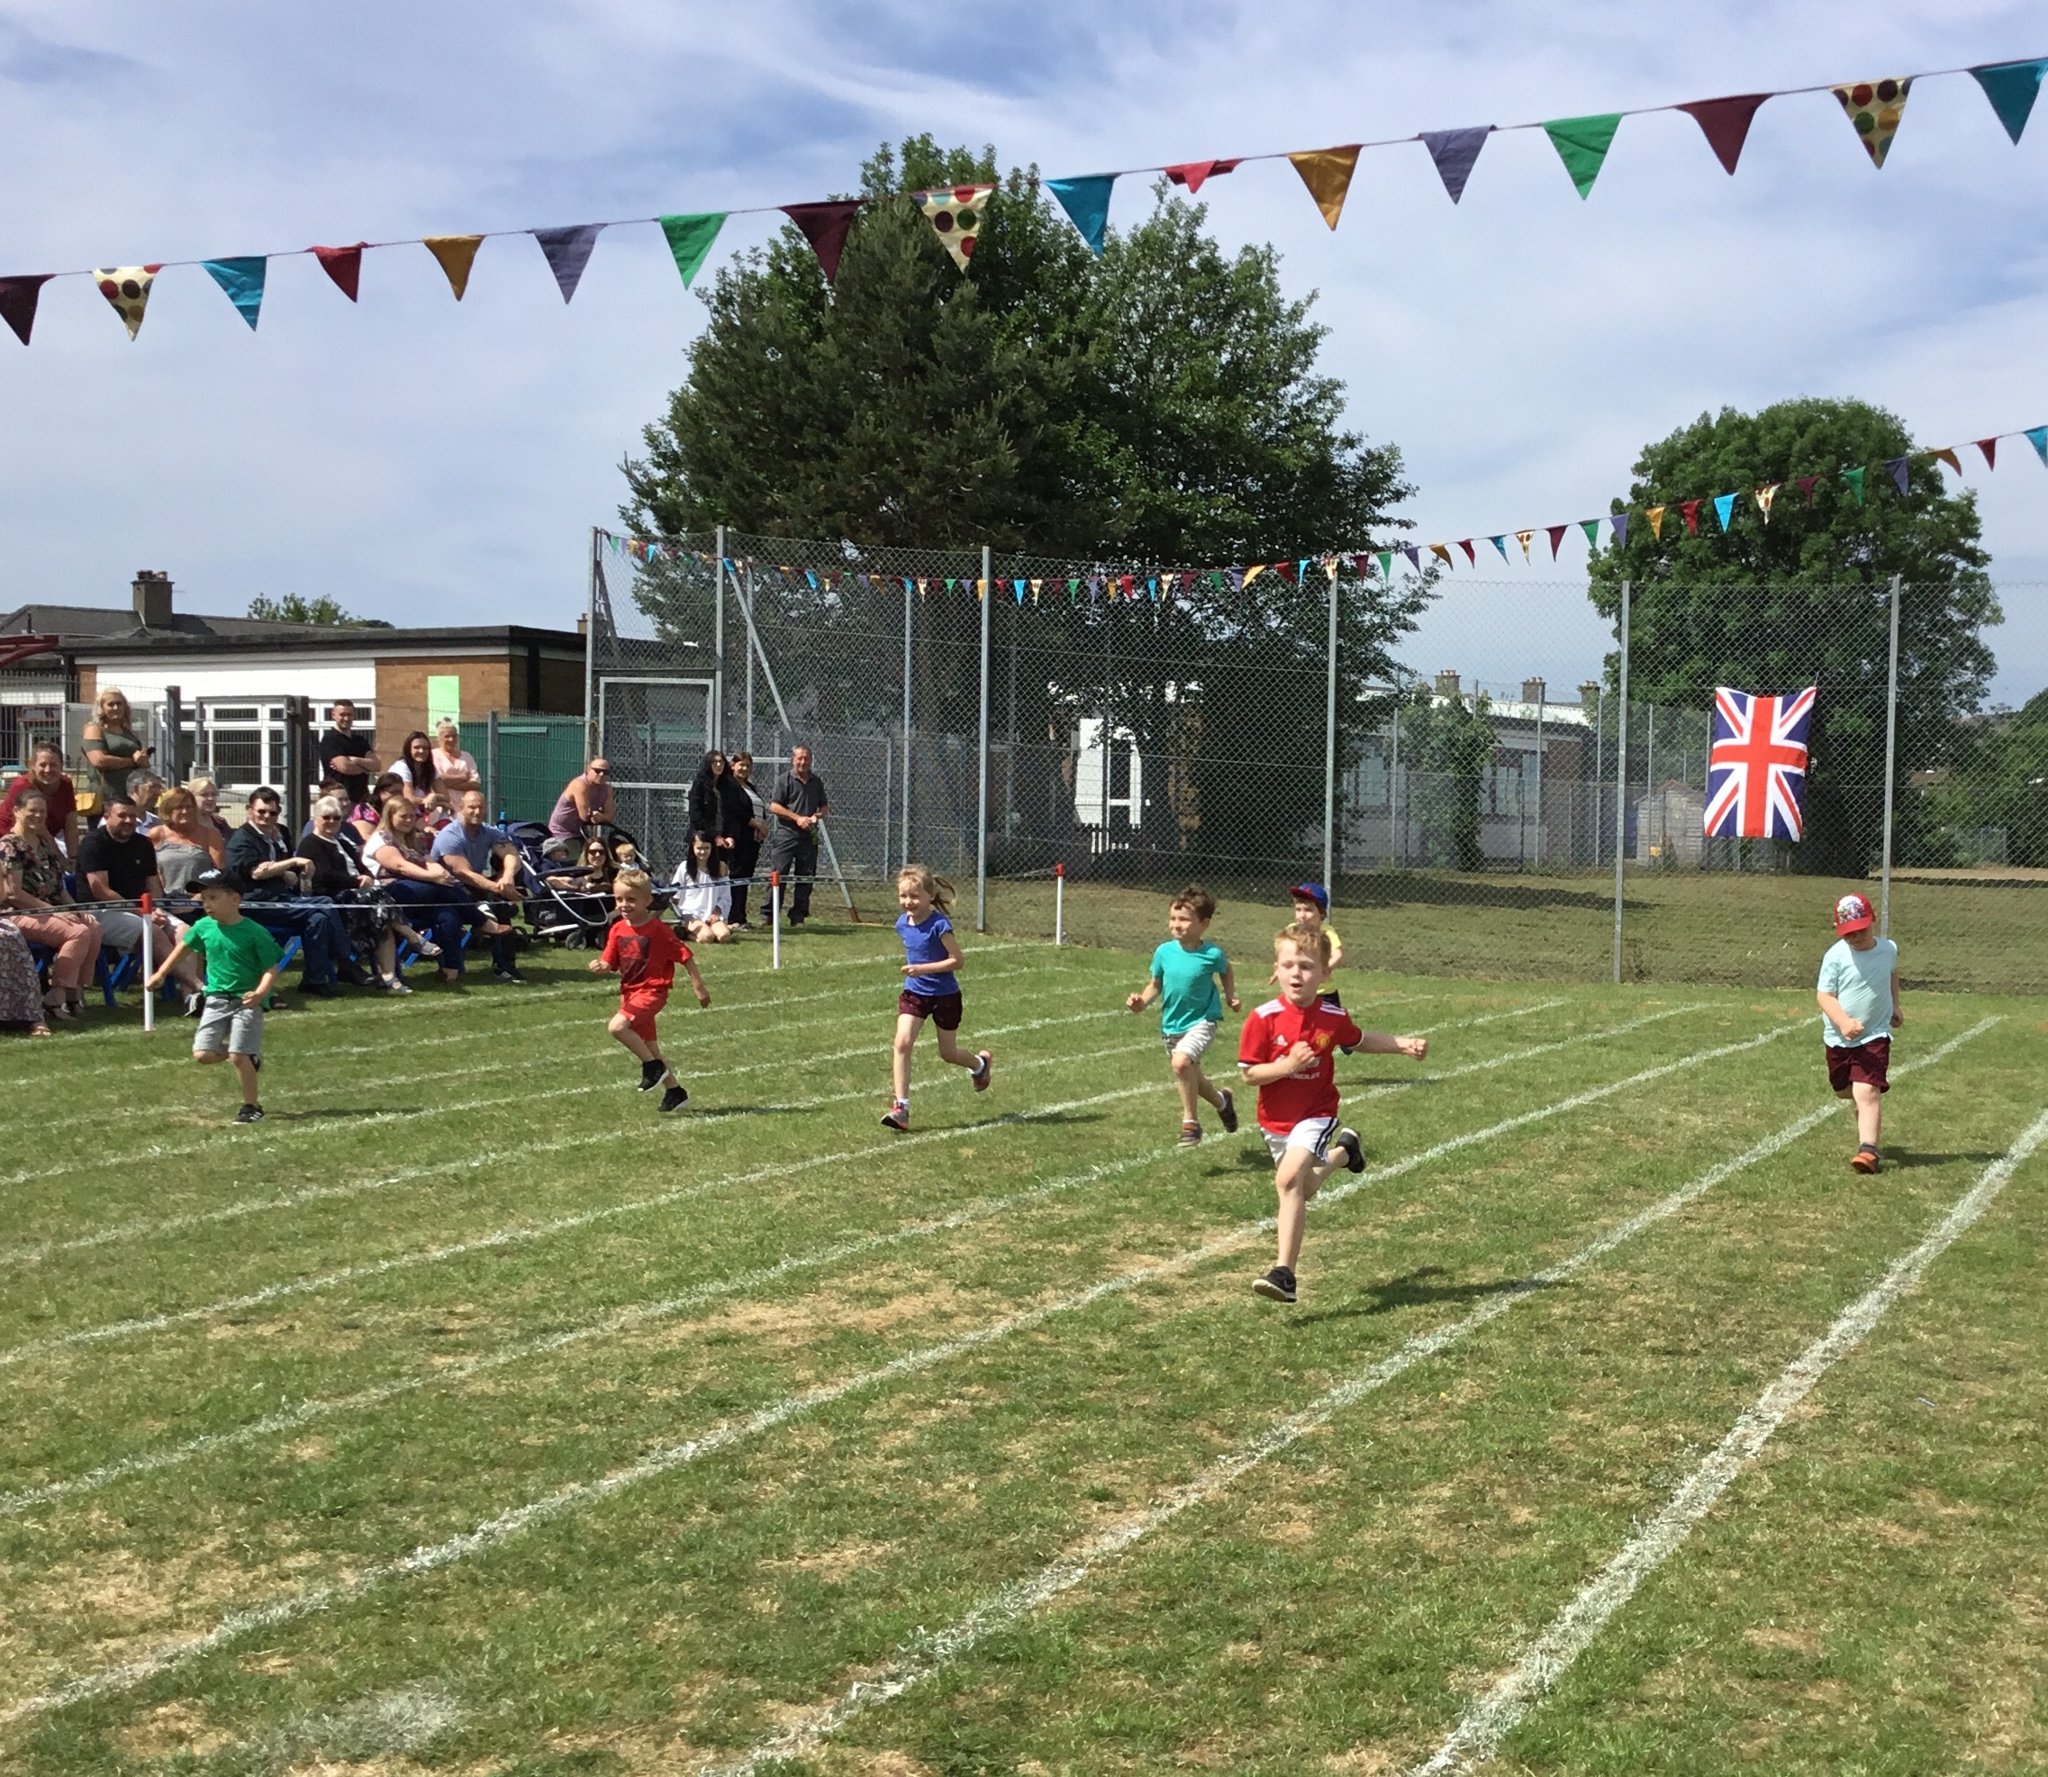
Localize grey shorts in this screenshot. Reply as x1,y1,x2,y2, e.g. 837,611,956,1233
1162,1019,1218,1061
194,995,264,1058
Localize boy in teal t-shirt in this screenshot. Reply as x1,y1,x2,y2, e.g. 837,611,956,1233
147,869,284,1124
1815,891,1902,1174
1126,884,1241,1147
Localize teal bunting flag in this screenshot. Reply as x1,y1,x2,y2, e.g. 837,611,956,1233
1047,175,1116,252
1489,535,1509,560
201,257,267,330
1712,492,1737,531
1014,578,1027,604
1971,59,2046,144
2027,426,2048,466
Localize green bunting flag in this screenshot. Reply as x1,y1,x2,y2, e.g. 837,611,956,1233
1579,518,1600,551
1843,465,1868,503
659,213,727,286
1376,551,1395,580
1543,113,1624,198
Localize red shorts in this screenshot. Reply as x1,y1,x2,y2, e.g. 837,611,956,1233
1825,1036,1890,1095
620,985,670,1043
897,989,963,1030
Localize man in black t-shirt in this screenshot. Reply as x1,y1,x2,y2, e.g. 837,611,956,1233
763,744,829,925
319,698,379,806
76,796,205,998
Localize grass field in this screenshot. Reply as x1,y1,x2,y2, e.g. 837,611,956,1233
4,922,2046,1776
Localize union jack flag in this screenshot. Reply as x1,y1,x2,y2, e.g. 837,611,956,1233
1704,685,1815,840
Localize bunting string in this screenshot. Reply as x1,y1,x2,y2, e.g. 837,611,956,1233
0,53,2039,342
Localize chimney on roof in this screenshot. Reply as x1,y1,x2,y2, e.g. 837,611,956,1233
1521,676,1547,706
576,615,589,637
132,569,173,630
1434,669,1461,699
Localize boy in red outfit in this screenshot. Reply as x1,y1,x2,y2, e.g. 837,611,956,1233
1237,922,1427,1303
588,868,710,1113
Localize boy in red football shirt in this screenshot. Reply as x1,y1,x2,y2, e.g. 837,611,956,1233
1237,922,1427,1303
588,868,710,1113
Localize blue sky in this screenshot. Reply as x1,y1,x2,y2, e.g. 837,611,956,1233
1,0,2044,703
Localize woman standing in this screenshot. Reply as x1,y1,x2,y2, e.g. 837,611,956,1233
431,720,482,804
687,750,749,854
0,797,102,1019
81,687,153,807
726,750,770,928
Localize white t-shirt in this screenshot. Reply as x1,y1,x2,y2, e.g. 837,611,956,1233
671,868,731,923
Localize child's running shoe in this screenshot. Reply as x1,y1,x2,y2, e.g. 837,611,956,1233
1851,1143,1881,1174
1217,1087,1239,1133
659,1084,690,1114
971,1050,993,1092
881,1100,911,1131
1178,1120,1202,1148
1334,1127,1365,1173
234,1104,265,1124
638,1058,666,1092
1252,1264,1297,1303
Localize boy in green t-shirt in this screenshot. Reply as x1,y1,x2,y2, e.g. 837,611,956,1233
147,868,284,1124
1126,884,1241,1147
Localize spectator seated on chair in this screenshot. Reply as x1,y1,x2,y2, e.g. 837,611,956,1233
420,789,456,834
428,789,528,983
181,778,231,867
298,795,416,994
223,785,358,997
152,787,220,896
0,850,99,1023
350,772,407,841
362,795,499,983
128,771,166,834
0,910,52,1037
1,742,82,860
544,757,616,861
76,794,205,1008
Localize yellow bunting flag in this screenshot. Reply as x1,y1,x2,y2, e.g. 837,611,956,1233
974,579,986,601
1646,505,1667,540
1754,483,1780,523
1243,564,1266,588
1832,76,1912,168
1929,447,1962,475
1029,578,1043,603
93,265,159,339
424,234,484,299
1429,542,1453,567
913,184,994,272
1288,146,1362,230
1514,529,1534,561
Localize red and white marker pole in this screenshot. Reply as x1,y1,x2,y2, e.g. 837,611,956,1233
1054,862,1065,947
139,892,156,1034
770,869,782,971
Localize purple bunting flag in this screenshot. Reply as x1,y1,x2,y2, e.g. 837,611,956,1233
1882,454,1911,494
533,225,604,303
1608,512,1629,546
1418,126,1491,202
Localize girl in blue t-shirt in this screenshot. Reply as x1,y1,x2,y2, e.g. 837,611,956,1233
883,864,991,1130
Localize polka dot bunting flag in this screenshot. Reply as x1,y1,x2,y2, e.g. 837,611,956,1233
93,265,161,339
1833,76,1912,167
913,184,994,273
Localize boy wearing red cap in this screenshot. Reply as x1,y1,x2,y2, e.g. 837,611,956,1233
1816,892,1901,1173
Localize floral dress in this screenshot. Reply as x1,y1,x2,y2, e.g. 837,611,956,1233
0,919,42,1027
0,832,66,902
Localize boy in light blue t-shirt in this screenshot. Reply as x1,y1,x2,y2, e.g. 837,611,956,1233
1126,884,1240,1147
1816,891,1902,1174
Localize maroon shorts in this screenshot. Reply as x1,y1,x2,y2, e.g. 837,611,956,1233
898,989,963,1030
1826,1036,1890,1095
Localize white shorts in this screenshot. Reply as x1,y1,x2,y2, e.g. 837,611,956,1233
194,996,264,1058
1262,1115,1338,1166
1162,1019,1217,1061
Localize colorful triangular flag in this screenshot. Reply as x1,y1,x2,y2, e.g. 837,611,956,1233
1680,499,1702,535
1543,113,1623,198
423,234,483,299
0,274,53,347
1429,543,1453,567
312,243,367,301
1165,160,1240,194
1457,539,1476,565
1514,529,1534,561
1609,512,1629,546
1832,77,1913,168
1289,147,1361,230
1975,437,1998,470
1047,175,1115,253
1843,466,1867,503
1580,519,1600,551
1676,94,1772,175
533,225,603,302
783,201,861,284
1376,551,1395,580
1797,475,1820,504
1754,483,1780,523
1882,455,1912,494
2027,426,2048,466
1929,447,1962,476
658,213,726,288
1546,524,1568,560
1402,546,1422,569
1970,58,2046,145
1490,535,1509,560
93,265,160,339
1712,493,1737,532
1418,127,1491,203
913,185,993,272
1646,505,1667,541
201,257,266,330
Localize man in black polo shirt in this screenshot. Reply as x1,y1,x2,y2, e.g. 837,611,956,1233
764,743,829,926
319,699,380,807
224,785,357,995
76,795,206,1003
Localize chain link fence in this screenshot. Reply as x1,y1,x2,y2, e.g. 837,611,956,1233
589,536,2046,993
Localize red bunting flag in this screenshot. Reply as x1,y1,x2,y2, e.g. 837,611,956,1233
1676,94,1772,174
0,274,52,347
1976,437,1998,469
1680,499,1703,534
1457,539,1476,565
1165,159,1241,194
312,243,368,301
1546,524,1567,559
783,201,862,284
1797,474,1820,504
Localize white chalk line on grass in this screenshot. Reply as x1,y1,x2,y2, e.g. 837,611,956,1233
0,993,1123,1212
0,1020,1803,1722
0,1073,1165,1372
1412,1047,2032,1775
696,1016,1998,1776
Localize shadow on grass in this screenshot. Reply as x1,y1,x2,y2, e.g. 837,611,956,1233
1288,1264,1563,1327
1881,1148,2006,1170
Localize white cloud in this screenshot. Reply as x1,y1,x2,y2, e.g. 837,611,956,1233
0,0,2042,701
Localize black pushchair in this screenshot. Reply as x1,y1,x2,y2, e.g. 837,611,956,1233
510,820,668,946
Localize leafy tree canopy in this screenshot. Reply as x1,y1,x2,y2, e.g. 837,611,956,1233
247,592,387,627
1587,397,1999,873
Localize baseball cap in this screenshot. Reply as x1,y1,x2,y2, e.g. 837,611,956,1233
192,867,242,894
1833,892,1874,935
1290,882,1330,915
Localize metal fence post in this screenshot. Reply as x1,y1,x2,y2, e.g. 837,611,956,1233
584,526,599,758
1611,579,1631,984
1388,687,1401,869
1532,685,1545,868
486,710,500,820
900,571,913,867
1879,571,1903,936
1323,566,1338,887
164,685,186,784
713,523,727,750
976,542,991,933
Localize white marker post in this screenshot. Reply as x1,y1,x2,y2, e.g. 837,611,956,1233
139,893,155,1034
1053,862,1064,947
770,869,782,972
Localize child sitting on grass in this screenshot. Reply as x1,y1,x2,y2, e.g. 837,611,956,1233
1238,922,1427,1304
1125,883,1241,1147
1816,891,1902,1174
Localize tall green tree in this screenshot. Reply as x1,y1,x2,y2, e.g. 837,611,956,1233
1587,398,1997,875
247,592,386,626
619,137,1428,878
1395,685,1497,870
